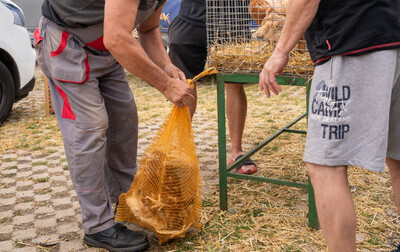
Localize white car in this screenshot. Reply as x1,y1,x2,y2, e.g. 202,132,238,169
0,0,36,124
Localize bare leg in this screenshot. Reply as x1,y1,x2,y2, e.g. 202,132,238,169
225,83,256,173
387,158,400,212
189,85,197,118
306,163,356,252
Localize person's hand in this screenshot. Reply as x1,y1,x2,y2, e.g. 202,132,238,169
163,63,186,82
259,51,289,97
163,78,196,108
161,63,194,108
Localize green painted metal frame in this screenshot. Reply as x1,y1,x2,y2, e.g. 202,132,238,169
216,73,319,229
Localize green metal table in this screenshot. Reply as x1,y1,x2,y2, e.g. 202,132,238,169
216,73,319,229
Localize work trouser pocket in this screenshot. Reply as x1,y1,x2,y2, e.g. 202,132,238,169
36,18,89,84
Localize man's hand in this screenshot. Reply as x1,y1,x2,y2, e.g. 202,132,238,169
161,63,194,108
163,78,196,108
163,63,186,82
258,0,320,98
259,51,288,97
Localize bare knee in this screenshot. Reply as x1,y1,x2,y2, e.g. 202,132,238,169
306,162,347,184
387,158,400,171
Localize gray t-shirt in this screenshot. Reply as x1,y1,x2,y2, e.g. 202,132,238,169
42,0,166,28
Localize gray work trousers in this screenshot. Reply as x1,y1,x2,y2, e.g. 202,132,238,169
35,17,138,234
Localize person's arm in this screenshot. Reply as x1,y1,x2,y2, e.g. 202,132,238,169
259,0,320,97
138,5,186,81
103,0,194,107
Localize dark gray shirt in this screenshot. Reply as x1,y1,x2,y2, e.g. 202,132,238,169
42,0,105,27
42,0,166,28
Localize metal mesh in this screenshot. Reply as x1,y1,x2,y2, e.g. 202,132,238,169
206,0,313,77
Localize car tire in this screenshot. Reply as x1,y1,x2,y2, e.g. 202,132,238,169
0,61,15,125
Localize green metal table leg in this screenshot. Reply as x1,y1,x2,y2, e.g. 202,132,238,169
217,74,228,211
308,176,319,229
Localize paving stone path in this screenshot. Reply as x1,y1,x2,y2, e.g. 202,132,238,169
0,72,221,251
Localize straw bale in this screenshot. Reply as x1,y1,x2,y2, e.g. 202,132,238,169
208,40,314,76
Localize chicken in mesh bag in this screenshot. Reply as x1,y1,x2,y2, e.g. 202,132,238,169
115,68,217,244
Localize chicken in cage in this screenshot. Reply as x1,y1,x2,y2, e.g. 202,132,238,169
206,0,313,77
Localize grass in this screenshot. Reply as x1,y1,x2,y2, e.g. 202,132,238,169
0,217,9,225
35,177,49,183
0,68,399,251
0,234,12,242
31,161,48,166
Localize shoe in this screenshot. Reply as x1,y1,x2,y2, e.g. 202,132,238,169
228,154,258,174
391,243,400,252
84,223,149,252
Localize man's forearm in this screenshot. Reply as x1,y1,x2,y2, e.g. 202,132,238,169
139,27,172,71
104,0,172,94
105,31,170,93
275,0,320,56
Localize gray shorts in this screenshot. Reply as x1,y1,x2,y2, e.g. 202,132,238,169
303,48,400,172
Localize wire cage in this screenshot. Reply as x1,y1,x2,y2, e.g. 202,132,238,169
206,0,319,228
206,0,313,78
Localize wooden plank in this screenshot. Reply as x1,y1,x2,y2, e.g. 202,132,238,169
43,75,54,114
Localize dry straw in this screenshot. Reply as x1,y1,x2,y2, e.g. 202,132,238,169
207,39,314,77
1,69,399,251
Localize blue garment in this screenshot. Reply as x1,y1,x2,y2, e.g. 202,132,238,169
160,0,182,33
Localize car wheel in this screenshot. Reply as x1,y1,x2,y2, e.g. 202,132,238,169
0,61,15,125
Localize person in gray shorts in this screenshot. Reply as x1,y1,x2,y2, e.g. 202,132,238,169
258,0,400,251
34,0,196,251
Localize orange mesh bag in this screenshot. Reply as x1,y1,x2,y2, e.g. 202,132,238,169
115,68,217,244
